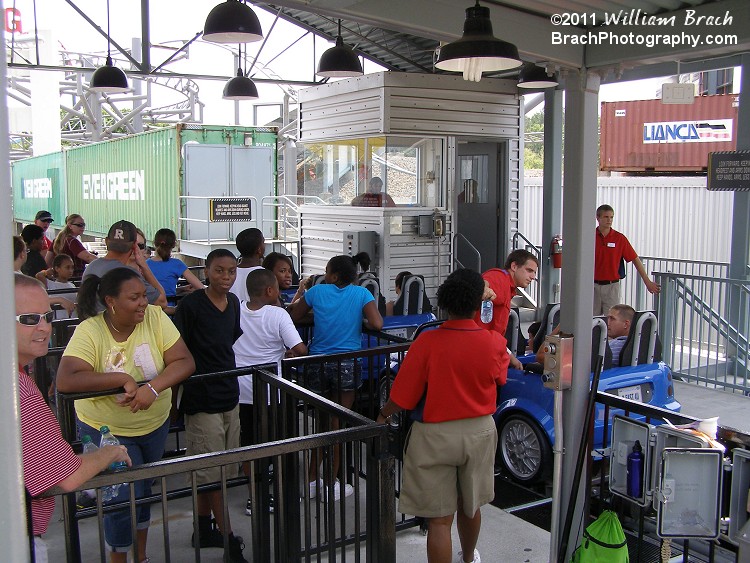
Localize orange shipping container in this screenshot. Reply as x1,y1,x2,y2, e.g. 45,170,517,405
600,94,739,172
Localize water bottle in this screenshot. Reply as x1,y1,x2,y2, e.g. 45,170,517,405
99,426,127,501
480,300,493,324
80,435,101,502
626,440,644,498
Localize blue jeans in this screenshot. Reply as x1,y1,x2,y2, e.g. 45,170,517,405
303,358,361,394
77,419,170,551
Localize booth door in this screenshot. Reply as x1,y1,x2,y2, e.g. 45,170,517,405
456,142,506,271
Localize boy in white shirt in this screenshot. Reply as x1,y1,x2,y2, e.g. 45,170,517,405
233,268,307,514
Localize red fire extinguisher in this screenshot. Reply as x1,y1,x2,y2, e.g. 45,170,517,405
550,235,563,269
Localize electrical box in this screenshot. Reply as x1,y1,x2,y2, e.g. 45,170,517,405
541,333,573,390
418,214,445,237
343,231,377,259
609,416,723,538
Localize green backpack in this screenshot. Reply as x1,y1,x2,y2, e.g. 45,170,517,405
571,510,629,563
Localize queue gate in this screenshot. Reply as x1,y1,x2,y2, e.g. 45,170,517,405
610,416,724,539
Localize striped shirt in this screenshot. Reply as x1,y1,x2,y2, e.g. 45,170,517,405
19,370,81,535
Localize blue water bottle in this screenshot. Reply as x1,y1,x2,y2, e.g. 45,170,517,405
480,300,493,324
626,440,644,498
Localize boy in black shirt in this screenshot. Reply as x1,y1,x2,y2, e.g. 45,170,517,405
21,224,48,278
173,249,246,563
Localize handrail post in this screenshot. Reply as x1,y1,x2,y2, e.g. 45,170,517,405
656,272,675,369
367,430,396,563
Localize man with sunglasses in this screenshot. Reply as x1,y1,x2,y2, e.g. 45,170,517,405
15,274,131,561
33,211,55,267
82,220,167,311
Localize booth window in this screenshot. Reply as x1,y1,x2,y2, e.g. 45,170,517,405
300,136,443,207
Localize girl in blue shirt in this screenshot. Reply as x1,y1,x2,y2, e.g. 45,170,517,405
146,228,204,307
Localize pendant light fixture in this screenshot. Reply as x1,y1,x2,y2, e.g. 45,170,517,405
223,44,259,100
518,64,558,89
435,1,522,82
316,20,364,78
90,0,128,93
204,0,263,44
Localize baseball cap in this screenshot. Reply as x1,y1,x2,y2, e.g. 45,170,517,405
106,220,138,243
35,210,53,222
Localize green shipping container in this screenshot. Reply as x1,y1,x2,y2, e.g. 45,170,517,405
11,151,67,227
12,125,277,243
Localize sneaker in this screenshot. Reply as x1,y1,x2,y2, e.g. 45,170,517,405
227,533,248,563
245,498,252,517
327,479,354,501
456,549,481,563
191,527,224,548
308,479,324,499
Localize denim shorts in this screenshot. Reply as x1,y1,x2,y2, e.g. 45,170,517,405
77,419,170,551
303,359,361,394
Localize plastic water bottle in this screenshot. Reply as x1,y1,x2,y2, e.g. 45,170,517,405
480,300,493,324
81,435,102,502
626,440,644,498
99,426,126,501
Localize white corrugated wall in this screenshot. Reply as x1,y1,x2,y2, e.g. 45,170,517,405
519,176,733,262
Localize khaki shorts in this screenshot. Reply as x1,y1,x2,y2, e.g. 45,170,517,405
398,415,497,519
185,405,240,485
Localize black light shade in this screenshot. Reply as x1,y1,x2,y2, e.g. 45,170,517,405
90,56,129,93
435,2,522,81
518,64,558,89
204,0,263,44
317,33,363,77
223,68,259,100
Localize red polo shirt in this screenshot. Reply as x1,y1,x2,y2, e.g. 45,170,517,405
594,228,637,282
389,319,507,423
475,268,516,337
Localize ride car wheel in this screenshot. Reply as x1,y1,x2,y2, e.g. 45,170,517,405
497,414,551,483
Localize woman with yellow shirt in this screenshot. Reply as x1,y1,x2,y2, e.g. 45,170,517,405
57,267,194,563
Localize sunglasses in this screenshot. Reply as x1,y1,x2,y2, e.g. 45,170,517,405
16,311,55,326
71,222,86,228
40,218,53,223
137,242,147,250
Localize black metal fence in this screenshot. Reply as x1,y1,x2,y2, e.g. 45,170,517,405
51,365,398,563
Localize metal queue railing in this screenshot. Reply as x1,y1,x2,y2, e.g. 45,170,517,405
654,271,750,394
50,363,399,563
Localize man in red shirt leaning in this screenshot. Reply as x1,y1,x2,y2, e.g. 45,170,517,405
594,204,660,315
15,274,130,561
476,249,539,370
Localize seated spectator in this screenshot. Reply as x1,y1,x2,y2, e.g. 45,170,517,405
353,252,387,314
607,304,635,366
13,235,26,273
82,220,167,311
34,210,55,266
147,228,204,307
262,252,302,306
233,268,307,515
386,270,433,316
52,214,98,278
351,176,396,207
525,321,541,353
37,254,78,319
14,274,131,561
21,224,48,278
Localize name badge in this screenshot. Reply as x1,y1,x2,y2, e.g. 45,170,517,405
607,242,616,248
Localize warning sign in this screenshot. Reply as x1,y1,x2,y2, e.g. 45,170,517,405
209,198,253,222
708,151,750,192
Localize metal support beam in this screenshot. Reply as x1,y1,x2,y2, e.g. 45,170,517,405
140,0,151,73
0,25,30,562
555,68,600,562
540,88,563,308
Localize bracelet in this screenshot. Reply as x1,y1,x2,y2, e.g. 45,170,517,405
379,408,390,419
146,382,159,398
